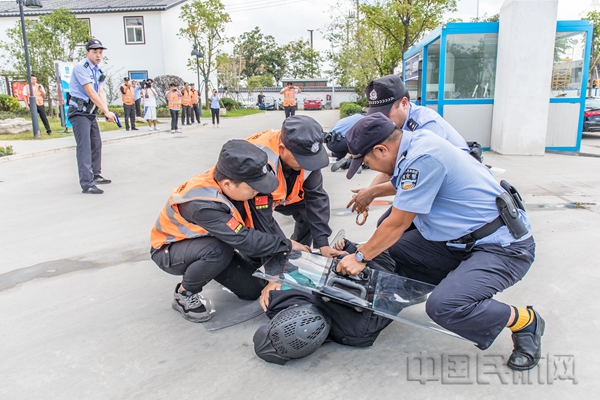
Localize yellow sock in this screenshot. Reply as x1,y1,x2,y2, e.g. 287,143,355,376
509,307,535,332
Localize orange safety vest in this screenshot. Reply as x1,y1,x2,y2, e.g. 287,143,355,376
166,91,182,110
182,90,192,106
245,129,311,207
282,87,296,107
191,90,199,105
121,86,134,105
150,166,254,249
25,84,44,106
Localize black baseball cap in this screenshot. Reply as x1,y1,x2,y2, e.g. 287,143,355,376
123,77,130,81
281,115,328,171
346,112,397,179
216,140,278,193
86,39,107,51
365,74,408,116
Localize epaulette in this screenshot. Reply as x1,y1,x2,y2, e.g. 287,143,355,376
83,61,89,68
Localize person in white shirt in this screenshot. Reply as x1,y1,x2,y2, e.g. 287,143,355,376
142,79,158,130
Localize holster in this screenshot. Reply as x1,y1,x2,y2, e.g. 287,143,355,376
496,191,528,239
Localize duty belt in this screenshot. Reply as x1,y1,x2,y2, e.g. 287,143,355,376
69,96,98,114
449,216,505,252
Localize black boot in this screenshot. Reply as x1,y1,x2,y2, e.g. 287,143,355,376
507,306,545,371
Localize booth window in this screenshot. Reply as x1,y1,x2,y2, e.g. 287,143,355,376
551,31,586,98
426,40,440,100
444,33,498,99
124,17,145,45
404,52,422,101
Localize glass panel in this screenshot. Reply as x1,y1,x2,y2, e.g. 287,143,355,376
126,28,135,43
444,33,498,99
404,51,422,102
125,18,144,43
135,28,143,42
426,39,440,101
551,31,586,98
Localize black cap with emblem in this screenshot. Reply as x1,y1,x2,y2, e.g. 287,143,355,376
365,74,409,116
345,112,397,179
281,115,329,171
85,39,107,51
216,140,279,193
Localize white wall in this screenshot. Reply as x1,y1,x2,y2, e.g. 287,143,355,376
491,0,559,155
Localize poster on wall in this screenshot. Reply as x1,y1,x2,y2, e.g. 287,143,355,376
11,82,27,101
55,61,74,129
404,53,421,82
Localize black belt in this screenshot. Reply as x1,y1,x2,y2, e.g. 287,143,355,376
450,216,505,251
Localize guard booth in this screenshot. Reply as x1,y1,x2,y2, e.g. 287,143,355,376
403,21,592,152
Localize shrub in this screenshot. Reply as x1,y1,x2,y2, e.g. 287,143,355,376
0,145,15,157
355,97,369,107
0,94,22,113
220,97,239,111
340,102,363,118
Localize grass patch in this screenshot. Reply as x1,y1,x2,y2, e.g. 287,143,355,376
0,117,121,141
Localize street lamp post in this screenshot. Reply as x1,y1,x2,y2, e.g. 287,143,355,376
191,46,203,107
307,29,314,75
17,0,43,139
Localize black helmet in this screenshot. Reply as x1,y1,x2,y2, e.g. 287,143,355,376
253,304,331,365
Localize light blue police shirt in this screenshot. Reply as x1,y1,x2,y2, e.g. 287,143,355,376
404,103,470,153
390,129,531,246
330,114,364,137
69,58,103,106
134,85,141,101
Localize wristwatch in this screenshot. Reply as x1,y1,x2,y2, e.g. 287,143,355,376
355,251,369,264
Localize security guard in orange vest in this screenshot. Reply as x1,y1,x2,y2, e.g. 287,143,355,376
150,140,309,323
190,83,201,123
279,82,302,118
181,82,192,126
120,77,137,131
23,74,52,135
166,83,182,133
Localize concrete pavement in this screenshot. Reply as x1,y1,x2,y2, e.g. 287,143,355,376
1,110,599,399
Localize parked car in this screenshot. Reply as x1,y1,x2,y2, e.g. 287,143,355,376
584,97,600,132
262,96,277,110
303,98,322,110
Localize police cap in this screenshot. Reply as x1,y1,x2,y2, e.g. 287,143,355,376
365,74,408,116
86,39,107,51
281,115,328,171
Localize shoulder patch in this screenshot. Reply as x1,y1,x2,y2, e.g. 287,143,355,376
406,118,419,132
226,216,243,233
255,195,268,206
83,61,89,68
400,168,419,190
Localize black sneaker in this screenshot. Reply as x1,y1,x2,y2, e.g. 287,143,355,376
331,158,350,172
94,175,112,184
507,307,545,371
172,283,211,323
82,185,103,194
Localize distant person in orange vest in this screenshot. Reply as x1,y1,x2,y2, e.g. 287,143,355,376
181,82,192,126
279,82,301,118
23,74,52,135
120,77,137,131
165,82,182,133
190,83,201,123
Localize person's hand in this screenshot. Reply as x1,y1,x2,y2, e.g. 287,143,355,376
25,105,30,111
320,245,347,258
332,239,346,251
347,187,375,214
291,240,311,252
260,281,281,311
105,112,117,123
336,254,366,276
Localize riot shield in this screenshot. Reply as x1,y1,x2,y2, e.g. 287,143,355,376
254,250,473,343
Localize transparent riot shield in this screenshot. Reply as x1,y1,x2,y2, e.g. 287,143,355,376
254,250,473,343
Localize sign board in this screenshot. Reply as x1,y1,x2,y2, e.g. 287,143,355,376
405,53,421,82
55,61,74,129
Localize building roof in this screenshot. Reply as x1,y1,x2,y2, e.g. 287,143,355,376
0,0,187,17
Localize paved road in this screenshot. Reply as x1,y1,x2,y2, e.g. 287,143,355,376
1,110,598,398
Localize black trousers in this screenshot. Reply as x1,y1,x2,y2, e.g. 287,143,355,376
35,104,52,134
326,134,348,160
388,230,536,349
284,105,296,118
275,201,311,246
151,237,266,299
211,108,220,125
134,99,141,117
191,104,201,122
68,108,102,190
169,109,179,130
123,104,136,130
181,105,192,125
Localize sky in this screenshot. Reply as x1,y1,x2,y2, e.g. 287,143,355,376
221,0,599,53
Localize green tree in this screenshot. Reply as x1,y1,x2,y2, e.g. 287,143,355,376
263,46,288,86
583,10,600,95
284,39,323,79
2,8,91,115
216,52,242,94
179,0,231,109
235,27,275,77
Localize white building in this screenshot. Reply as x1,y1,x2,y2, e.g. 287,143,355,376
0,0,215,102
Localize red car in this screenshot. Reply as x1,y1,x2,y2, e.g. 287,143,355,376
303,98,322,110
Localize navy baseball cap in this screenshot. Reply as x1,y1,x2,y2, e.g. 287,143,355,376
365,74,408,116
346,112,397,179
86,39,107,51
216,140,279,193
281,115,329,171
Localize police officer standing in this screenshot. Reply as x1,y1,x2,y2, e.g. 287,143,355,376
69,39,117,194
339,113,544,371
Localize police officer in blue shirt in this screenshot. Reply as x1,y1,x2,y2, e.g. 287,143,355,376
338,113,544,372
348,74,473,220
325,113,364,172
69,39,117,194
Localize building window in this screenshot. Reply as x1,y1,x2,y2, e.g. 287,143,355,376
444,33,498,99
551,31,586,98
404,51,422,101
426,40,440,101
124,17,145,45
